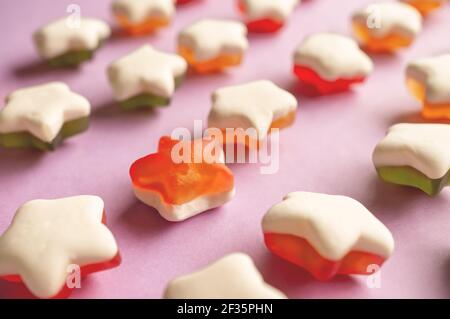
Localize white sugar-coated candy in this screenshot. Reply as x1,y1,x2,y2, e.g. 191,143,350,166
0,82,90,143
0,196,119,299
164,253,286,299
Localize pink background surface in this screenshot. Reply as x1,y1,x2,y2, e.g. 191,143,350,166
1,0,450,299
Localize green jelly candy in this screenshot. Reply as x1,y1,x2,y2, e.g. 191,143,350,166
48,50,94,67
120,94,171,111
0,116,89,151
377,166,450,196
119,75,185,111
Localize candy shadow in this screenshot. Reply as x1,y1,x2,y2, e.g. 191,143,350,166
177,0,206,7
106,27,162,45
0,149,45,174
66,276,95,299
90,100,161,121
223,144,282,174
0,280,36,299
259,253,362,298
363,51,403,65
0,276,94,299
259,253,318,293
118,199,174,238
247,29,286,41
12,59,81,79
183,68,232,83
360,174,430,220
110,28,131,41
281,78,357,100
226,161,265,177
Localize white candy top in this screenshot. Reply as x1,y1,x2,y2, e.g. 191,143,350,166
209,80,298,139
0,82,91,143
134,187,235,222
107,45,187,101
0,196,119,299
406,54,450,104
178,19,249,62
373,123,450,179
112,0,175,24
294,33,373,81
241,0,300,21
262,192,394,261
164,253,286,299
34,17,111,60
352,2,422,39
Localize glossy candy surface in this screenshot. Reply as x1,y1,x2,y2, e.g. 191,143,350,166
114,14,170,36
0,117,89,151
373,123,450,196
179,45,243,74
406,77,450,120
377,166,450,196
3,0,449,299
47,50,95,67
352,22,413,53
237,0,284,33
404,0,444,15
119,76,184,111
293,65,366,95
264,233,385,281
130,137,234,205
262,192,394,281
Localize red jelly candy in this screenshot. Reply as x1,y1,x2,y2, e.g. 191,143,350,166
293,65,366,95
264,233,386,281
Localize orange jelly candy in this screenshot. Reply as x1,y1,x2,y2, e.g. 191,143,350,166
421,102,450,120
405,0,444,15
178,19,248,74
237,0,284,33
293,65,366,95
179,45,243,74
406,76,450,120
352,22,413,53
130,136,234,206
264,233,386,281
270,111,296,131
114,14,170,36
218,111,296,150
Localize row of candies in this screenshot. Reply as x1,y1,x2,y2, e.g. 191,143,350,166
3,1,450,149
1,0,450,299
